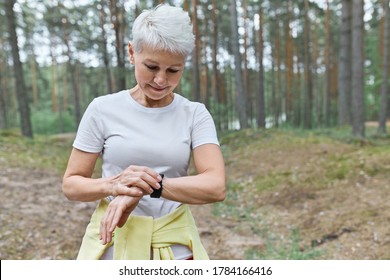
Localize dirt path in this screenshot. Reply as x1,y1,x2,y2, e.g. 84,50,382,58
0,167,260,259
0,167,95,259
2,129,390,260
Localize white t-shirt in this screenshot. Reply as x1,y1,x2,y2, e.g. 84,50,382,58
73,90,219,217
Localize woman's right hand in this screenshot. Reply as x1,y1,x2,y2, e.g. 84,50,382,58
100,194,140,245
110,165,162,197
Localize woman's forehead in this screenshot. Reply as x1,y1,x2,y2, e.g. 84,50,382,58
136,46,185,65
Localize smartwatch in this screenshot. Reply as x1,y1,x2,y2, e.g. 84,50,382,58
150,174,164,198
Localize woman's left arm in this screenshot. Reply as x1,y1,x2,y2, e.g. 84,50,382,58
99,143,225,243
162,143,226,204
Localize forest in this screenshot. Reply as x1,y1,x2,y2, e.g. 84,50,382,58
1,0,390,261
0,0,389,138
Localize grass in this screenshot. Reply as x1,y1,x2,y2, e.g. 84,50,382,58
245,229,323,260
214,127,390,259
2,126,390,259
0,130,73,174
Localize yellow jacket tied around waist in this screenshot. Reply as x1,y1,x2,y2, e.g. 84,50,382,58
77,199,209,260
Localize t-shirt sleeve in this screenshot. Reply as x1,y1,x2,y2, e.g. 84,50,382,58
73,99,105,153
191,104,219,149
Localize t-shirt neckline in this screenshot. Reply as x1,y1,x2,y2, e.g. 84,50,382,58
125,90,179,113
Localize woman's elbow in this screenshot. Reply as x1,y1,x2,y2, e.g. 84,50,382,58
213,179,226,202
62,177,77,201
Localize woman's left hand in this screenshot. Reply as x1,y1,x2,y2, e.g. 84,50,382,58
99,194,141,245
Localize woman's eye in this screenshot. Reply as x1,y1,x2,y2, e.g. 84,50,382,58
168,69,179,73
145,64,158,70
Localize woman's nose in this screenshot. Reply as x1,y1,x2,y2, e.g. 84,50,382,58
154,72,167,86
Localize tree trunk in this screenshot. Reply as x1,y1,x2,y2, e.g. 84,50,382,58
99,1,113,94
192,0,201,102
211,0,220,104
257,1,265,128
211,0,222,129
230,0,248,129
275,27,282,128
378,0,390,134
50,37,58,113
324,0,331,127
271,45,277,127
5,0,33,138
303,0,313,129
242,0,251,125
62,17,81,129
109,0,126,91
0,82,8,130
312,10,322,127
351,0,365,138
61,63,68,112
285,0,294,125
338,0,352,126
201,25,209,106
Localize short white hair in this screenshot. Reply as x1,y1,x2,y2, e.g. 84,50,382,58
131,4,195,57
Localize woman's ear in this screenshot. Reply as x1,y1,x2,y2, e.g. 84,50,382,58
128,42,134,64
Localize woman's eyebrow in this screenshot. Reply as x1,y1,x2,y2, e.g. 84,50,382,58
144,59,183,67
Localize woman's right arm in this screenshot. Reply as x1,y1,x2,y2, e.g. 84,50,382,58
62,148,161,202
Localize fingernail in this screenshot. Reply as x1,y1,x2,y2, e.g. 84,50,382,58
157,175,162,181
156,183,160,189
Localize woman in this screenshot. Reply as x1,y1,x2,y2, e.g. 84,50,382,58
62,4,226,260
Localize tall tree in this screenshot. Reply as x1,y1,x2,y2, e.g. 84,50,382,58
5,0,33,138
257,1,265,128
0,81,7,130
109,0,127,91
303,0,313,129
242,0,251,124
211,0,220,104
275,21,282,128
98,1,113,94
62,14,82,129
49,36,58,113
324,0,331,127
192,0,201,102
230,0,248,129
378,0,390,134
338,0,352,126
351,0,365,137
285,0,294,124
21,3,39,110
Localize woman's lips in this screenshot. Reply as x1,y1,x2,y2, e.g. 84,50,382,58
149,84,168,91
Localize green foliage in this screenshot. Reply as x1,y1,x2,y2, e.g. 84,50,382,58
31,108,76,135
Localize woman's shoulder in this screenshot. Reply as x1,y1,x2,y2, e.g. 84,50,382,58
87,91,129,113
175,93,206,111
93,90,127,104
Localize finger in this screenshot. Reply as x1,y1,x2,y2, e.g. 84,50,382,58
109,205,125,233
117,209,131,228
132,171,162,191
126,176,155,194
100,205,116,244
100,209,110,244
118,185,144,197
127,165,160,179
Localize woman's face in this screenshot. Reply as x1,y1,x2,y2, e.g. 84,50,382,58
129,43,185,103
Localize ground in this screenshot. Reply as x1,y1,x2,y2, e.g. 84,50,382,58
1,128,390,260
